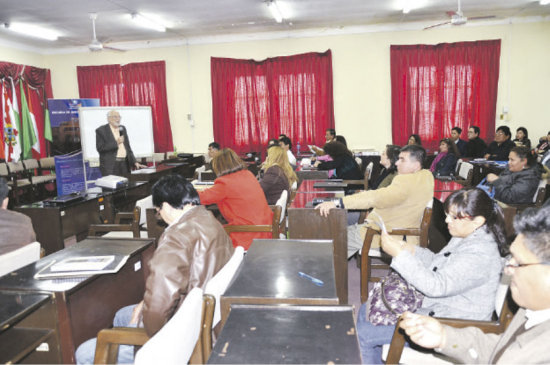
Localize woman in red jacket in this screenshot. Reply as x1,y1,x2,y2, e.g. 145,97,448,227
198,148,273,250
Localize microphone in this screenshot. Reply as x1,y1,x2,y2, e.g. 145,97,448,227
118,125,125,136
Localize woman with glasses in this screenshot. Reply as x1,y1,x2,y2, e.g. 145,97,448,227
356,187,507,364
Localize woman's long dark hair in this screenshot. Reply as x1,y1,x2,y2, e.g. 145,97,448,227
444,188,508,256
385,144,401,174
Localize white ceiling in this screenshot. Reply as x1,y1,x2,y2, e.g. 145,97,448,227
0,0,549,53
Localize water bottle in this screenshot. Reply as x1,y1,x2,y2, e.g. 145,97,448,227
296,141,301,157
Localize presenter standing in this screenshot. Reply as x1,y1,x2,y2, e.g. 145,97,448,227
96,110,145,176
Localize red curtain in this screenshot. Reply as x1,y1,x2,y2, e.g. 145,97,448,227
211,50,334,154
77,64,126,106
391,40,501,152
123,61,173,153
77,61,173,152
0,62,54,159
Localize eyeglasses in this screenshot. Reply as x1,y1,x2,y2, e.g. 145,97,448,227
505,260,550,269
445,213,471,221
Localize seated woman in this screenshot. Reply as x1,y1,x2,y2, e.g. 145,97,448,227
430,138,459,177
487,146,541,205
370,145,401,190
513,126,531,150
198,148,273,250
356,188,507,364
259,146,297,204
407,134,422,146
314,141,362,180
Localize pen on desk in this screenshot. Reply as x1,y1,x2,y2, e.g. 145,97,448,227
298,271,324,286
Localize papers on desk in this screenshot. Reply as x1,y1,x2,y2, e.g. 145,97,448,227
34,255,129,279
131,168,156,174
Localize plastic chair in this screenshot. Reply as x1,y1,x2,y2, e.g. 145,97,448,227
0,241,41,277
94,287,204,365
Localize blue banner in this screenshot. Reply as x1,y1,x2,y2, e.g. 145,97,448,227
55,152,86,195
47,98,100,155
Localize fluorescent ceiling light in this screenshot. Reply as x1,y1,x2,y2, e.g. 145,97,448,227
540,0,550,5
130,13,166,32
3,22,59,41
267,0,284,23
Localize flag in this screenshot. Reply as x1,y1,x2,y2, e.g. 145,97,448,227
20,81,38,159
2,81,22,161
44,108,52,142
26,85,41,155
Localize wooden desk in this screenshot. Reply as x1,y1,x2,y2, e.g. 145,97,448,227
296,168,329,185
15,195,102,255
0,291,61,364
88,182,149,223
289,184,348,304
129,163,190,189
220,240,338,325
208,305,361,364
0,237,155,364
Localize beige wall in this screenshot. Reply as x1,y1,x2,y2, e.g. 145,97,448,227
4,21,549,153
0,44,44,68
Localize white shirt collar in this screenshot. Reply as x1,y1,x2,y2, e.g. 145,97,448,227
525,307,550,329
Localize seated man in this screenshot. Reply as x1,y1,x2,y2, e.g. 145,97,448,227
464,125,488,159
75,175,234,364
317,145,434,258
312,128,336,155
484,126,516,161
0,177,36,255
279,136,297,166
450,126,467,157
399,204,550,364
204,141,220,170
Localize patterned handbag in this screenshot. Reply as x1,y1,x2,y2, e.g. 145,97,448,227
367,270,424,326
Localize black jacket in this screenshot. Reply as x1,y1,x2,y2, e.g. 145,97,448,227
464,137,487,158
318,155,362,180
484,139,515,161
491,166,541,204
432,153,458,177
96,123,137,176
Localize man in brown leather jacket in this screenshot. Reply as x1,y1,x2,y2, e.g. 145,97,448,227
76,175,233,364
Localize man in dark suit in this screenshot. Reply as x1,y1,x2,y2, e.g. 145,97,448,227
0,177,36,255
450,127,467,156
96,110,144,176
464,125,488,158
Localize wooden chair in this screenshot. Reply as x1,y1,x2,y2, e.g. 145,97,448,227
344,162,373,191
88,206,142,238
145,208,167,241
384,280,514,364
360,200,433,303
224,205,282,238
274,190,288,238
94,287,206,365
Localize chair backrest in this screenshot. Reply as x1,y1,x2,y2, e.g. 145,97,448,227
22,158,40,171
204,247,245,328
224,205,282,238
419,199,434,248
275,190,288,224
0,242,41,277
458,161,473,182
134,287,204,365
39,157,55,169
7,161,25,173
533,178,547,205
136,195,154,227
355,156,362,168
0,162,9,177
455,159,463,176
365,161,374,180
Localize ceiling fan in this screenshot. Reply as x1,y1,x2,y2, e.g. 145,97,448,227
424,0,496,30
88,13,124,52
